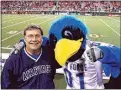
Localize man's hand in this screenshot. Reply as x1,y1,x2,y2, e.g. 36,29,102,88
9,42,24,56
86,47,104,62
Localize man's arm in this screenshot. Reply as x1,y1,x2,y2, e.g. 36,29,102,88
9,38,25,56
1,57,14,89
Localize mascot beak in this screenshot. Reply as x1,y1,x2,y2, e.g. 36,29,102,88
54,38,83,66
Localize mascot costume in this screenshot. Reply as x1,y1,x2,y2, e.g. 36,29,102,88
8,15,121,89
48,15,121,89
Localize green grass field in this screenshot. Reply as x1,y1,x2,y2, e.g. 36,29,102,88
1,14,120,88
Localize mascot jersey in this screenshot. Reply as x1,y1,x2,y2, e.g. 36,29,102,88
63,40,108,89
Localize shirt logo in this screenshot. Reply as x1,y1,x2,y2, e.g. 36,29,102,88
23,65,51,81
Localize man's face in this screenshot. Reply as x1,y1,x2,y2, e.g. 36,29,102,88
24,29,43,52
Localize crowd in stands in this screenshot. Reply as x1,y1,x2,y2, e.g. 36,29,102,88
1,1,55,11
1,1,121,14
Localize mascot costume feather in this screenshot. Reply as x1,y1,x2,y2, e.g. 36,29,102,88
9,15,121,89
48,15,121,89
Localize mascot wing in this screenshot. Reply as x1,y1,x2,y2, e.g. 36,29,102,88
99,46,121,78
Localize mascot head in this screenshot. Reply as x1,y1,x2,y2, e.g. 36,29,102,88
49,15,89,66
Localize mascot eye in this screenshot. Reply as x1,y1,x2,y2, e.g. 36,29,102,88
49,34,57,49
62,30,73,40
62,27,85,40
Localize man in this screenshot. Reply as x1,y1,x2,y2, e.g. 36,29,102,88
1,25,58,89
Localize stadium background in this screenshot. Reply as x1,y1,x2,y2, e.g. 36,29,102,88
1,0,121,89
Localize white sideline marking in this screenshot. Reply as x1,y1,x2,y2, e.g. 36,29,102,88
1,47,12,50
39,15,58,25
2,15,58,42
107,17,120,28
2,17,41,29
6,45,10,48
2,31,23,42
96,16,120,36
2,15,15,20
2,15,35,23
2,15,45,24
108,17,120,22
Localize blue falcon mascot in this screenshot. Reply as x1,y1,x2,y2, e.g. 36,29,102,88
48,15,121,89
8,15,121,89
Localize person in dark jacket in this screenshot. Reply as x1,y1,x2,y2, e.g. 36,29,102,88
1,25,60,89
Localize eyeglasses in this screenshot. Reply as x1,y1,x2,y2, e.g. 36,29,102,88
26,34,41,39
